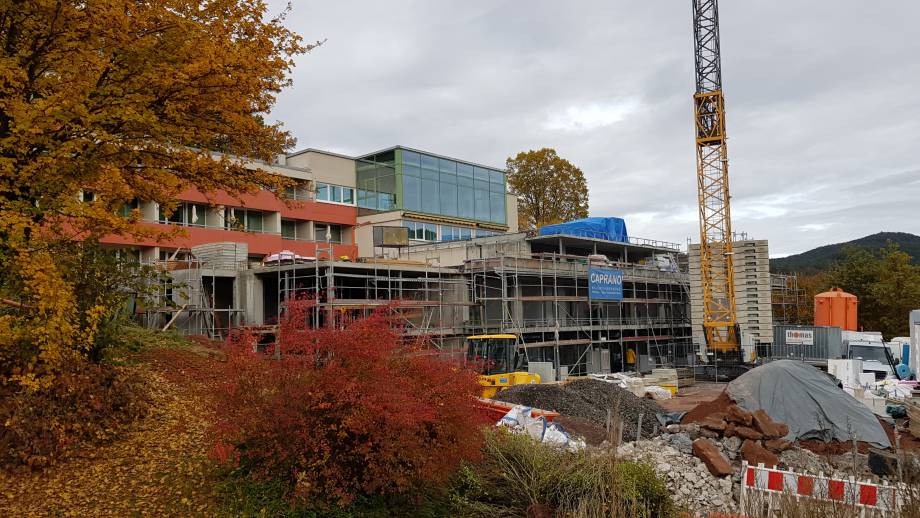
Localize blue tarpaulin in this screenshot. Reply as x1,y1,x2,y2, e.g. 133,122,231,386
538,217,628,243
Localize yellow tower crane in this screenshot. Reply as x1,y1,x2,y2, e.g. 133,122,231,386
692,0,739,352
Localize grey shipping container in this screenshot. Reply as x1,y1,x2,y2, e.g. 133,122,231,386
766,325,843,365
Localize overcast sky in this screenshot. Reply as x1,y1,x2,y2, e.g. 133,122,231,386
265,1,920,257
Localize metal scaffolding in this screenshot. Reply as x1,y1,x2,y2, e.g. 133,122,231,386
462,252,694,377
264,253,471,352
140,244,246,339
771,273,807,325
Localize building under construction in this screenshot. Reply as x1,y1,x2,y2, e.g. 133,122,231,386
141,227,695,379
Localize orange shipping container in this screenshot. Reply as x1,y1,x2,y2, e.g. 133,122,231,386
814,288,858,331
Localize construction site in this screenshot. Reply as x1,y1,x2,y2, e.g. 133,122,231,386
124,0,920,514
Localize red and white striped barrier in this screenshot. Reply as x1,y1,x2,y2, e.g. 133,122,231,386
740,461,899,514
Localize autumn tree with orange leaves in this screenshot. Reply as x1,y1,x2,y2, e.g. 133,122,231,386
0,0,312,390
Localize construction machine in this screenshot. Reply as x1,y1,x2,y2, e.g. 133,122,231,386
465,334,540,398
692,0,741,358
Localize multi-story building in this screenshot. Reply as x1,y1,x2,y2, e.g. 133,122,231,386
101,146,517,263
353,146,517,257
113,144,694,379
688,239,773,352
100,150,360,263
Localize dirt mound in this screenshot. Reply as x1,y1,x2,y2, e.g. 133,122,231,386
494,378,663,440
553,416,607,446
682,390,733,423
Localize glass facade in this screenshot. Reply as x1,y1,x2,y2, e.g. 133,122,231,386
358,147,506,225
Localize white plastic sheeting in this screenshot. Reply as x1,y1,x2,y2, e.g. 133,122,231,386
496,405,585,451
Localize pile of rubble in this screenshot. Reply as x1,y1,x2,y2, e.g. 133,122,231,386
661,403,792,477
617,438,736,515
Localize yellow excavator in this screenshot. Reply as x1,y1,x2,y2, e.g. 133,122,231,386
466,334,540,398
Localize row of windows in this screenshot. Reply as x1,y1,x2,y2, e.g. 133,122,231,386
401,175,506,224
400,150,505,186
316,182,355,205
283,182,355,205
281,220,343,243
158,202,344,239
403,220,499,242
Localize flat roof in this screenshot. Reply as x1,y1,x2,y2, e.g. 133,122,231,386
527,233,683,255
356,145,507,172
250,260,460,276
286,148,357,161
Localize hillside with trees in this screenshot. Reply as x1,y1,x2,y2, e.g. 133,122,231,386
770,232,920,273
792,243,920,338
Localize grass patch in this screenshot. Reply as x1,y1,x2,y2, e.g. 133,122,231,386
448,429,677,517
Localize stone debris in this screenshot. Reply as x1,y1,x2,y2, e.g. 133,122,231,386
618,438,736,516
763,438,792,453
732,426,763,441
751,409,788,439
740,439,778,468
692,438,734,477
726,404,753,426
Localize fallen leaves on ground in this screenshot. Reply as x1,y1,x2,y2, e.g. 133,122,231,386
1,346,223,517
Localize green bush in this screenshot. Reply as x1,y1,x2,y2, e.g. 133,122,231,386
615,461,675,517
449,430,677,517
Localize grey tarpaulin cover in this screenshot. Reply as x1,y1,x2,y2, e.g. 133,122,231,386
727,360,890,448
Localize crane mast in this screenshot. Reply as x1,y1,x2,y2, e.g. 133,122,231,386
692,0,738,352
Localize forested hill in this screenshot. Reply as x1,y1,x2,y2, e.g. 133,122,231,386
770,232,920,273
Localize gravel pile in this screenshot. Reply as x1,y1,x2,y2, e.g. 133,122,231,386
494,378,663,440
618,438,737,515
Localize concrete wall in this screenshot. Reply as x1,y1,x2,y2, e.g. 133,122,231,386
285,150,356,188
506,193,520,233
689,239,773,350
355,211,407,258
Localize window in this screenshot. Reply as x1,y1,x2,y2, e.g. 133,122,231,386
246,210,263,232
120,198,140,218
404,221,437,241
403,175,421,212
474,188,490,222
315,182,355,205
421,179,439,214
281,219,297,240
440,181,458,217
420,154,439,171
402,150,420,166
284,183,312,201
81,190,96,202
441,225,473,242
159,202,207,227
490,191,505,224
315,223,342,243
476,229,497,238
225,208,264,232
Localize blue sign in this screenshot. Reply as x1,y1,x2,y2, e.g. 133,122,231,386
588,267,623,301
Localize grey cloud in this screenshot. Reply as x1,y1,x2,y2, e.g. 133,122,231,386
267,0,920,257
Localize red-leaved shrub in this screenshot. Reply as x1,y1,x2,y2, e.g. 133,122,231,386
212,300,487,505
